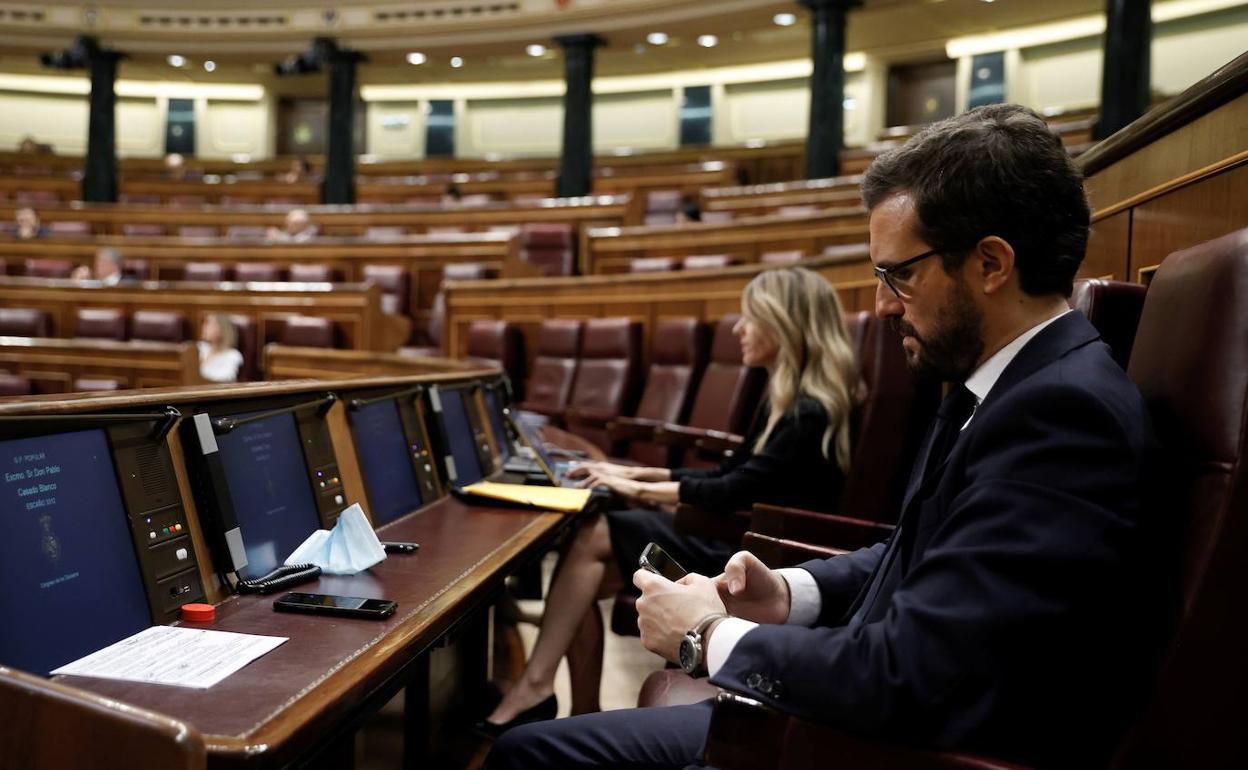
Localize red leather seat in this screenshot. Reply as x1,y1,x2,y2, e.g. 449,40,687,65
467,320,526,398
364,226,406,240
130,311,188,343
760,250,805,265
168,195,207,207
288,263,334,282
644,189,683,225
1069,278,1147,369
73,378,123,392
119,193,161,205
14,190,60,204
630,257,680,273
0,308,52,337
233,263,284,282
121,224,166,237
47,221,91,236
280,315,337,348
610,318,710,465
0,374,33,396
122,259,148,280
682,255,737,270
177,226,218,238
701,211,734,224
519,223,576,277
564,318,644,451
518,319,584,422
362,264,410,315
73,308,127,341
226,225,267,240
183,262,225,282
229,314,259,381
24,258,73,279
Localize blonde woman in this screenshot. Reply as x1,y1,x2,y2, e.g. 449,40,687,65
481,266,858,733
198,314,244,383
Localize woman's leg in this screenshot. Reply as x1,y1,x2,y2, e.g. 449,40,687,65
487,512,614,725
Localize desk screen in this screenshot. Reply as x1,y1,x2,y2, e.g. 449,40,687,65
0,429,150,675
483,389,511,461
215,411,321,580
350,399,422,526
439,388,484,484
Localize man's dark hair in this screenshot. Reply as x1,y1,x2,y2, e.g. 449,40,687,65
861,104,1090,297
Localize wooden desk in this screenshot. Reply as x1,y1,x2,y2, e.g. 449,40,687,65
700,175,864,217
0,336,201,393
585,209,869,274
0,277,408,353
263,344,476,380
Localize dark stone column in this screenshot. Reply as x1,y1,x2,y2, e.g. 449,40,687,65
555,34,602,199
83,43,122,203
1096,0,1152,139
800,0,860,180
322,42,365,205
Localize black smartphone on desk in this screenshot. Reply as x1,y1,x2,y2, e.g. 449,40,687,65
273,592,398,620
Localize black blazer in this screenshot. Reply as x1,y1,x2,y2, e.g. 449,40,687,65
671,396,844,514
711,312,1163,767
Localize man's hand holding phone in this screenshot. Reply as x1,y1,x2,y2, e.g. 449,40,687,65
634,543,726,663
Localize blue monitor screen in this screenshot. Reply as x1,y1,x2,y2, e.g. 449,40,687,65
439,388,484,484
215,411,322,580
0,429,151,676
483,389,511,461
350,399,422,526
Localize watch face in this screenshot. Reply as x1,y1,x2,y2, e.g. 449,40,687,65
679,635,698,674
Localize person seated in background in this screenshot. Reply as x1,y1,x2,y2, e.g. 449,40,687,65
676,196,702,224
164,152,188,180
282,156,312,184
70,247,127,286
17,136,43,154
198,313,244,383
266,208,319,242
13,207,47,240
487,104,1163,770
480,266,859,734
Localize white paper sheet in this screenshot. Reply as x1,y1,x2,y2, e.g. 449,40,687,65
51,625,287,689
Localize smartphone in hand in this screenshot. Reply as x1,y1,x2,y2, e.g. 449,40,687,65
639,542,688,582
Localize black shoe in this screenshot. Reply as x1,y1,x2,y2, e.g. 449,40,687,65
474,694,558,739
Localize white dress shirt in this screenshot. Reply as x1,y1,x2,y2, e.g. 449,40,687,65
707,309,1073,676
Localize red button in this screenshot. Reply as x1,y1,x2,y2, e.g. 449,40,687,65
180,603,215,622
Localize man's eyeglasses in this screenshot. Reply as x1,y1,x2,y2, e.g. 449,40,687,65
874,248,940,299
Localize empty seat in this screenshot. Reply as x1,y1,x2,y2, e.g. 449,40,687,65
459,194,493,207
73,378,123,392
122,259,148,280
467,320,526,398
519,319,584,421
615,318,711,465
288,263,334,282
678,314,769,464
24,258,73,279
1069,278,1148,369
47,221,91,236
14,190,60,204
177,226,218,238
564,318,644,451
233,263,284,282
73,309,127,341
364,226,406,241
130,311,188,343
183,262,225,282
442,262,495,282
280,316,337,348
119,193,161,205
0,374,33,397
822,243,871,259
229,314,260,381
362,264,410,315
0,308,52,337
644,189,683,225
760,249,805,265
167,195,207,207
682,254,737,270
121,223,167,237
519,223,575,277
226,225,267,240
701,211,734,224
630,257,680,273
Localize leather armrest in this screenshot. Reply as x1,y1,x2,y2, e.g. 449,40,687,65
654,424,744,457
704,692,1029,770
742,532,846,567
517,401,567,426
564,406,617,428
750,504,894,553
607,416,664,444
673,503,752,545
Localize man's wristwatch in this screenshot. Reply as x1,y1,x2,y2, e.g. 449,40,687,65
679,613,728,675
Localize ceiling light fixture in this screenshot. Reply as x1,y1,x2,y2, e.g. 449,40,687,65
450,56,463,68
646,32,669,45
406,52,426,65
773,13,797,26
203,60,216,72
526,44,546,57
697,35,718,48
167,54,186,67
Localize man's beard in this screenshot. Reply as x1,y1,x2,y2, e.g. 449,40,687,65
891,280,984,382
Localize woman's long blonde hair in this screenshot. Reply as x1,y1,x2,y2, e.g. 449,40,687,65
742,266,857,472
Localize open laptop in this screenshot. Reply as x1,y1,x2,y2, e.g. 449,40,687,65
505,412,584,488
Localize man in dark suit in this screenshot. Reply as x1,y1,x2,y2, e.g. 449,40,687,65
486,104,1161,769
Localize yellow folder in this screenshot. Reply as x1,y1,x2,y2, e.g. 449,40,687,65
461,481,592,513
